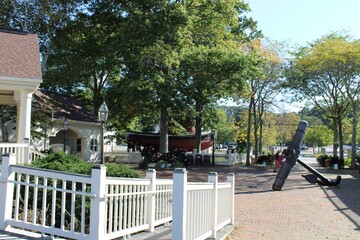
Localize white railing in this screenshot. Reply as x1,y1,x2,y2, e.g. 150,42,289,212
0,155,234,240
29,148,46,162
0,142,29,165
0,155,174,239
103,172,173,239
172,169,235,240
0,141,46,165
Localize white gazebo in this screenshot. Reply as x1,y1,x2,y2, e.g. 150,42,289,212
0,28,42,163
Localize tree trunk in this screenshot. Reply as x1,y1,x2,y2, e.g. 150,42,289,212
1,121,8,142
333,118,338,157
194,114,202,153
259,117,263,155
245,96,253,166
252,103,258,160
159,106,169,154
338,116,344,161
351,103,358,169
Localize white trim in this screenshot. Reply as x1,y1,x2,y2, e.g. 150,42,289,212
0,75,42,91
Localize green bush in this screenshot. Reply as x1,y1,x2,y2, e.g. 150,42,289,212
316,154,329,167
30,152,139,178
316,154,344,169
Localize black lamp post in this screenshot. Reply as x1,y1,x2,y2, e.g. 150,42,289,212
63,119,69,152
98,101,109,164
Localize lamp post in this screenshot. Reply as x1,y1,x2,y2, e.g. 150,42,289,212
98,101,109,164
63,119,69,152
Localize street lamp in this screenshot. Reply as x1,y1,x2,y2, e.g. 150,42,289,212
98,101,109,164
63,119,69,152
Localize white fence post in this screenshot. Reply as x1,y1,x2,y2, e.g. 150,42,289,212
90,165,107,239
172,168,188,240
23,138,30,165
227,173,235,225
208,172,218,239
146,169,156,232
0,154,16,230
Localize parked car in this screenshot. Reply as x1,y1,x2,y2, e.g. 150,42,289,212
227,142,237,150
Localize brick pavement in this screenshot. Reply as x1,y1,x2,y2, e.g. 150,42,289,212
155,163,360,240
223,164,360,240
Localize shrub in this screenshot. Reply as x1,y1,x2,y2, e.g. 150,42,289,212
138,148,188,169
30,152,139,178
316,154,328,167
256,154,274,165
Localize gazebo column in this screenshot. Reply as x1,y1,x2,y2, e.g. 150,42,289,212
14,90,33,143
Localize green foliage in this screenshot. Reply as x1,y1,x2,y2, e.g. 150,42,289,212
304,125,333,148
30,152,93,174
316,154,344,168
316,154,329,167
30,152,139,178
105,163,140,178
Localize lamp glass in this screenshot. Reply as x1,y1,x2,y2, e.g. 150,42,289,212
98,101,109,123
63,119,69,131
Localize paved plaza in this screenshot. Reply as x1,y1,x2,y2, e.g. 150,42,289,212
153,160,360,240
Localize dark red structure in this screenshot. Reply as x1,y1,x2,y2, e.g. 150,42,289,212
127,131,214,151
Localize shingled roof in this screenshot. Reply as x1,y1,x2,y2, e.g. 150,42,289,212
0,28,42,80
33,90,98,123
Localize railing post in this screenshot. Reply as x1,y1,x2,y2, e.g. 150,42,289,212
90,165,107,240
208,172,218,239
227,173,235,225
172,168,188,240
0,154,16,230
23,138,30,165
146,169,156,232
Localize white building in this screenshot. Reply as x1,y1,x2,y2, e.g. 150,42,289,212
0,28,104,162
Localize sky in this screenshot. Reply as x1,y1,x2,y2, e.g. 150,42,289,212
238,0,360,112
246,0,360,46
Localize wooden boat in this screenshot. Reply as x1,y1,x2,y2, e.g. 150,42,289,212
127,131,214,151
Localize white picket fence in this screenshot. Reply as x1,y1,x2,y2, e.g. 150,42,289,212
0,141,45,165
0,154,235,240
172,169,234,240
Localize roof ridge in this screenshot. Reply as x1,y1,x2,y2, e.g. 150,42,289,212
0,27,29,35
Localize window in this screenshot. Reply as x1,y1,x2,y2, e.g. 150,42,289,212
90,138,98,152
76,139,81,152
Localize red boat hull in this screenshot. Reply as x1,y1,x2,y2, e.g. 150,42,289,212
127,132,214,151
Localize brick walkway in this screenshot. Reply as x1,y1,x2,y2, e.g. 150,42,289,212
155,163,360,240
220,164,360,240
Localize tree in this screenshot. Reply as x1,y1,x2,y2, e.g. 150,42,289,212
177,0,261,153
246,39,286,162
43,12,122,113
0,105,16,142
108,0,261,154
285,33,360,166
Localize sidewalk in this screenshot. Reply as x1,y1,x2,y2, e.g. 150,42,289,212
225,164,360,240
153,162,360,240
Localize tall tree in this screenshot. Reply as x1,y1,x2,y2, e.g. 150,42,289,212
285,34,360,165
43,12,122,112
177,0,261,153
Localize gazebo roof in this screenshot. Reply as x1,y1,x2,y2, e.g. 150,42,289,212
0,27,42,91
